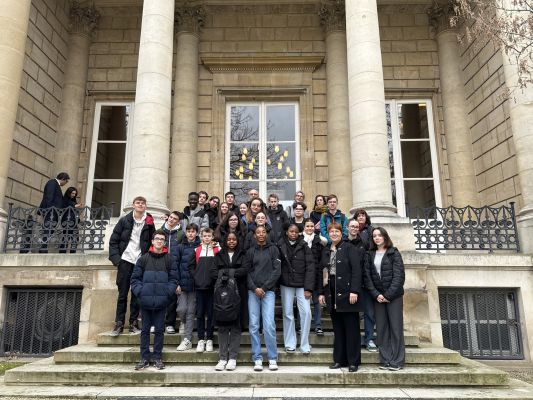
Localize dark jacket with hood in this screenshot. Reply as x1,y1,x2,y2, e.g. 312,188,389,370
278,236,315,291
243,223,276,250
175,235,201,292
267,206,290,243
108,212,155,266
161,222,184,268
364,247,405,301
188,243,220,290
244,242,281,292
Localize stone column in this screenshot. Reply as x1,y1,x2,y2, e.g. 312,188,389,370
345,0,396,216
125,0,175,215
54,2,99,185
428,3,479,207
169,6,204,211
319,1,352,211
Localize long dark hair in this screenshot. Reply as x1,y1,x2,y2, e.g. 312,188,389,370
369,227,394,250
221,231,242,252
353,208,371,225
63,187,78,200
215,211,245,241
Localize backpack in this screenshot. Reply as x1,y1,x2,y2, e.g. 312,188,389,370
213,269,240,322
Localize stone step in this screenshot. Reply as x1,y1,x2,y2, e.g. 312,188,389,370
54,344,460,365
4,357,509,387
96,331,421,347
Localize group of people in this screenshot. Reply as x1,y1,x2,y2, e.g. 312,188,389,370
108,189,406,373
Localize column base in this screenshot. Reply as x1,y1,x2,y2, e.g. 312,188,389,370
517,205,533,254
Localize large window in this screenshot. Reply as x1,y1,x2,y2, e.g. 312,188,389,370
86,102,133,217
386,100,442,217
225,103,300,204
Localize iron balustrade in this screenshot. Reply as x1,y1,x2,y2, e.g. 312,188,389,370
2,203,113,253
410,203,520,253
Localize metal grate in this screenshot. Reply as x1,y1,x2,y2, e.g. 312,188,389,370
1,287,83,357
439,288,523,359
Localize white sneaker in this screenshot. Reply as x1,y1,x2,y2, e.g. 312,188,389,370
205,339,214,352
177,338,192,351
196,339,206,353
178,322,185,333
165,326,176,334
226,359,237,371
268,360,278,371
253,360,263,371
215,360,227,371
150,326,155,334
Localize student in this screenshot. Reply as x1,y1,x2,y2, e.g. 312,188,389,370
225,191,238,213
109,196,155,336
364,227,405,371
205,196,220,229
244,225,281,371
267,193,289,243
278,224,315,354
238,202,249,219
131,230,178,370
183,192,209,230
289,202,306,233
189,227,220,352
215,202,230,229
285,191,309,219
244,211,275,249
214,212,247,244
320,194,348,245
198,190,209,210
243,197,268,229
175,223,201,351
310,195,327,234
211,232,247,371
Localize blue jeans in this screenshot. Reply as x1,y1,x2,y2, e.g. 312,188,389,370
140,307,165,361
248,290,277,361
361,288,376,346
280,285,311,353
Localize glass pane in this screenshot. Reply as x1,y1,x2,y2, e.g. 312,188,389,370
267,180,296,204
91,181,123,217
94,143,126,179
267,105,295,142
266,143,296,180
230,106,259,141
401,141,433,179
229,143,259,180
404,180,436,211
386,104,395,180
391,179,397,207
229,181,259,205
98,106,129,141
398,103,429,139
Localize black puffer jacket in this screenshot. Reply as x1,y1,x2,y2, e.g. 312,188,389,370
267,207,290,243
278,236,315,291
108,212,155,266
364,247,405,301
175,236,200,292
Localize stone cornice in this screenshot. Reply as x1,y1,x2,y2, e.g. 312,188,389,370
201,56,324,72
427,1,458,35
68,1,100,37
319,0,346,33
175,5,205,34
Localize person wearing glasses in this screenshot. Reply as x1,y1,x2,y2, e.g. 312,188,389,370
289,202,307,233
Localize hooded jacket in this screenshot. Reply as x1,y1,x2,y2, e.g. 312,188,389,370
188,242,220,290
175,235,201,292
161,222,184,268
278,236,315,291
267,206,290,243
244,242,281,292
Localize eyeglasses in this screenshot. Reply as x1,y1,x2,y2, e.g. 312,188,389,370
153,238,165,242
295,208,304,211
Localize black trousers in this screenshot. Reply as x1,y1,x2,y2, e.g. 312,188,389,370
115,259,140,325
331,309,361,367
165,293,177,327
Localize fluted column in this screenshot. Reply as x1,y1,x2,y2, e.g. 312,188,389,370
428,3,479,207
319,1,352,211
125,0,175,214
169,6,204,211
54,1,99,185
346,0,396,216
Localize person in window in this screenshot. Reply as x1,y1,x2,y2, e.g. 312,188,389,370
364,227,405,371
310,195,327,234
289,202,307,233
285,191,309,219
319,222,363,373
319,194,349,245
59,186,83,254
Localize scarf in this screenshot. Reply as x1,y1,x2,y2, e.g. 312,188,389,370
303,232,315,248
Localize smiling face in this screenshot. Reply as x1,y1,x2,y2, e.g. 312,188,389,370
254,226,267,245
250,199,262,214
70,190,77,199
220,203,229,214
188,194,199,209
239,203,248,216
328,227,342,246
304,220,315,235
133,199,146,213
228,214,239,229
226,233,238,251
152,234,166,252
167,212,180,229
348,220,359,236
255,212,267,226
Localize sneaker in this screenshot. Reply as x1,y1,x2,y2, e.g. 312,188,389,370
134,359,149,370
253,360,263,371
129,321,141,334
315,327,324,336
177,338,192,351
379,363,390,370
178,322,185,333
165,326,176,334
366,340,378,352
226,359,237,371
215,360,227,371
285,347,296,353
268,360,278,371
388,365,402,371
150,326,155,334
205,339,214,352
110,322,123,337
154,359,165,370
196,339,206,353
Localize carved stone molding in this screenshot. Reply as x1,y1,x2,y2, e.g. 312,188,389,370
201,56,324,73
68,1,100,37
319,0,346,34
427,1,457,36
175,6,205,34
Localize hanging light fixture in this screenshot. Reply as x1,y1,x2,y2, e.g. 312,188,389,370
286,166,291,173
274,145,280,153
248,162,253,170
267,159,271,165
239,166,244,173
289,171,294,178
283,150,288,157
277,162,282,170
251,157,256,164
243,148,248,155
242,154,246,161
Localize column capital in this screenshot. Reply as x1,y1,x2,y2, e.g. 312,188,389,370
319,0,346,34
427,1,458,36
68,1,100,37
175,5,205,35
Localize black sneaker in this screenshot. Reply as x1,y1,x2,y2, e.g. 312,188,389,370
315,327,324,336
135,359,150,370
129,320,141,334
110,322,123,337
154,359,165,370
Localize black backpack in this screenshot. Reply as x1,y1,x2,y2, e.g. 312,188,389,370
213,269,240,322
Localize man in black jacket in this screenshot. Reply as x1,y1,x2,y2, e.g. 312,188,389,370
38,172,70,253
108,196,155,336
267,193,289,243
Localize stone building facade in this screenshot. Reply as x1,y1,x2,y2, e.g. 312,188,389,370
0,0,533,361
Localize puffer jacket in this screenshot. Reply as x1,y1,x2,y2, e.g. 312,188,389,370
161,222,184,269
278,236,315,292
175,236,200,292
244,242,281,292
188,243,220,290
267,206,290,243
183,206,209,230
364,247,405,301
108,212,155,266
130,248,178,310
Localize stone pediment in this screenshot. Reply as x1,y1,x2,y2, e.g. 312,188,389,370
201,56,324,72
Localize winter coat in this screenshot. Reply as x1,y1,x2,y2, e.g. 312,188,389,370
303,233,326,291
243,223,276,250
188,243,220,290
61,197,80,226
175,236,200,292
319,240,363,313
320,210,349,245
267,207,290,243
108,212,155,266
161,222,184,270
277,236,315,291
183,206,209,230
130,248,178,310
244,242,281,292
205,206,218,229
364,247,405,302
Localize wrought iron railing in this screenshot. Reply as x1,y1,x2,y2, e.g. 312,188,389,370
410,203,520,252
3,203,114,253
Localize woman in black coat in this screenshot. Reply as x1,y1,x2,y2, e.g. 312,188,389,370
59,187,83,253
364,227,405,371
318,222,364,372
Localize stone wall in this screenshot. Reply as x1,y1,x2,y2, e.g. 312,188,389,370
7,0,70,208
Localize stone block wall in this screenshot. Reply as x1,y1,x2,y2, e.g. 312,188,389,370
7,0,70,208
